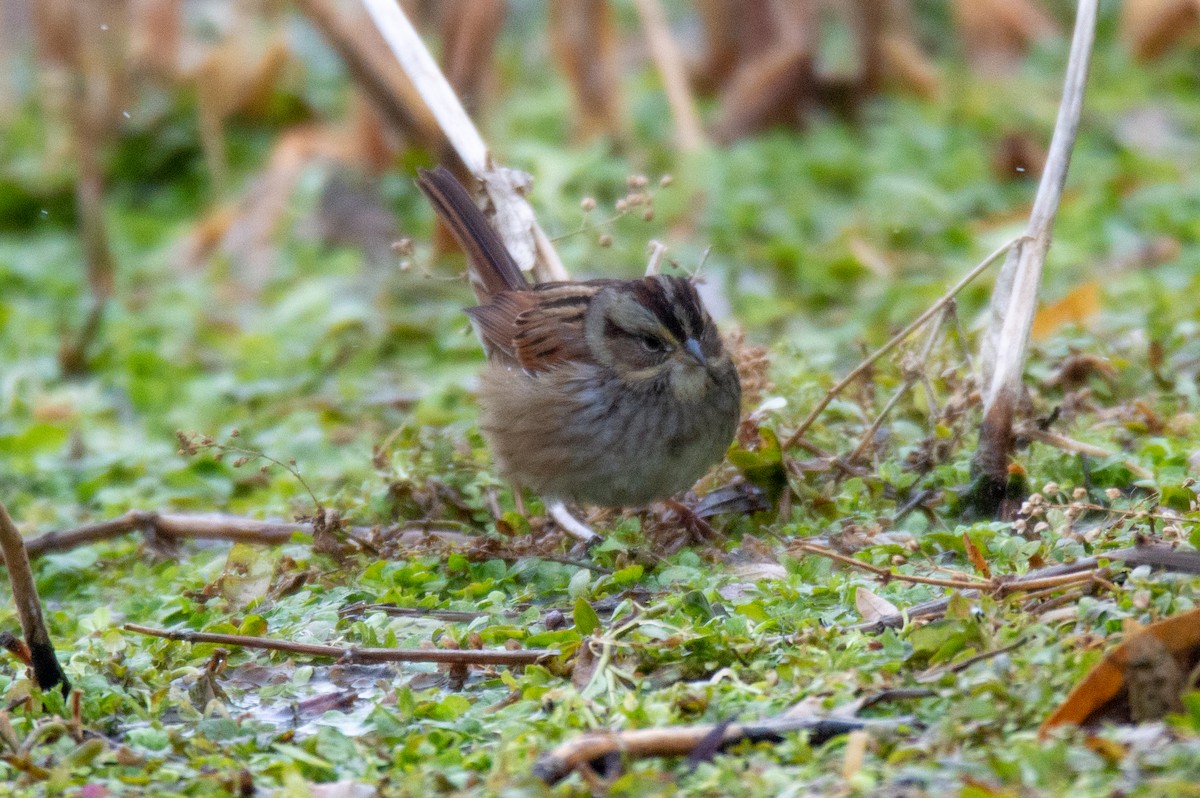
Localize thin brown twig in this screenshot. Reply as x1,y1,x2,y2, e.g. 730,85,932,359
915,636,1029,683
21,511,480,558
994,570,1098,595
795,542,988,590
782,235,1023,450
23,511,305,557
1055,500,1200,528
846,543,1193,632
848,304,949,463
123,624,555,666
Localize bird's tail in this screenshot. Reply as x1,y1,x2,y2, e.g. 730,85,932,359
416,166,530,300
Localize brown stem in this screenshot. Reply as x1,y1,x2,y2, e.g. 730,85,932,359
23,511,303,557
1018,427,1154,481
795,543,988,590
123,624,554,666
0,502,69,693
294,0,442,148
632,0,707,153
847,544,1187,632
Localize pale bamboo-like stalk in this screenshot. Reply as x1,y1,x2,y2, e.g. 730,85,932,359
973,0,1098,506
359,0,568,281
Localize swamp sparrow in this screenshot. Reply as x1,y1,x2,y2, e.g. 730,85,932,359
417,166,740,507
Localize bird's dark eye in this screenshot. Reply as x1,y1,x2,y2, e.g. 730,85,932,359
639,335,666,353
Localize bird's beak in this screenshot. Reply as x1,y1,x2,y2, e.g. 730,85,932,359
682,338,706,367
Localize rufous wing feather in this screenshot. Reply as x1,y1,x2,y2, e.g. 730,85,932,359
465,292,536,363
509,284,596,371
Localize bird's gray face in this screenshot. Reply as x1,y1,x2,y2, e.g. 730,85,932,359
585,276,730,403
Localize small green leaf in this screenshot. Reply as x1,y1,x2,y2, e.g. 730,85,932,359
574,597,600,636
610,564,645,585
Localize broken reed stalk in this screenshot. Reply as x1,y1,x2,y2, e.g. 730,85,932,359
971,0,1099,513
782,235,1022,451
0,501,69,693
123,624,555,666
359,0,568,282
632,0,707,153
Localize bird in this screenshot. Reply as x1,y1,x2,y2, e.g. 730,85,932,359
416,166,740,508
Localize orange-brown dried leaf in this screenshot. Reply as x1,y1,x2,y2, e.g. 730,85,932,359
1031,281,1100,340
1040,607,1200,735
962,533,992,579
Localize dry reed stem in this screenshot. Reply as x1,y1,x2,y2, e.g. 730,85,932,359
974,0,1099,504
360,0,568,282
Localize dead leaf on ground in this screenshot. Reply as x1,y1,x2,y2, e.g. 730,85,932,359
961,533,992,579
855,586,900,624
1040,608,1200,736
1031,281,1100,340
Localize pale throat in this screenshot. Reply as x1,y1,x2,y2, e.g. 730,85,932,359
669,363,710,403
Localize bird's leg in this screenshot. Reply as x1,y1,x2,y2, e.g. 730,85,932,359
547,500,600,545
511,482,527,517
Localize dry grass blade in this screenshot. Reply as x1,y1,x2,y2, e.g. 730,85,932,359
361,0,568,282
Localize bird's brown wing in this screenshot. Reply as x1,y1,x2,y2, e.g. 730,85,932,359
467,283,606,372
465,292,537,364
